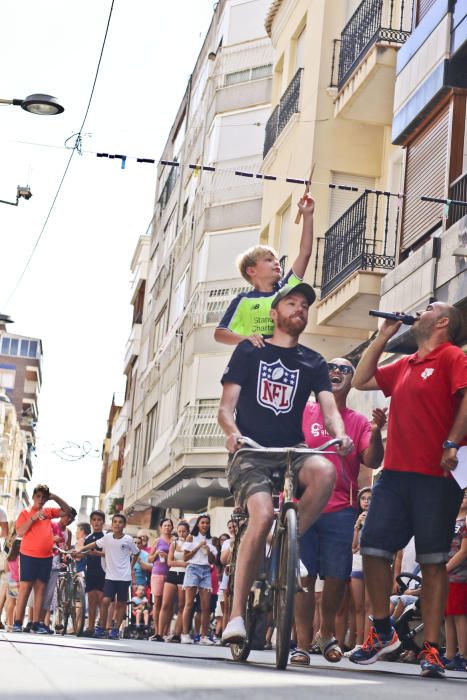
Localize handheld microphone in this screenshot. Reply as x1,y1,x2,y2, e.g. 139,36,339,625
369,310,416,325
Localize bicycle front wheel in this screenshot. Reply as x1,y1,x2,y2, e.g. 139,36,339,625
55,576,69,636
71,576,86,636
274,507,298,670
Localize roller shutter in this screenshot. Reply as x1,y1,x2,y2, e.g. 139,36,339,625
416,0,438,25
401,105,449,252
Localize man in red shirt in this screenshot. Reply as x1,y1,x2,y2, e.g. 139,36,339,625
14,484,73,633
350,302,466,677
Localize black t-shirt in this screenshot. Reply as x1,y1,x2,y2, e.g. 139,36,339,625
84,531,105,576
221,340,332,447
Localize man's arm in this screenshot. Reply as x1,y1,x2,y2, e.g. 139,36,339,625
360,408,387,469
316,391,353,455
16,511,41,538
49,492,73,517
291,196,315,279
0,521,8,538
441,388,467,472
352,319,402,390
218,382,243,453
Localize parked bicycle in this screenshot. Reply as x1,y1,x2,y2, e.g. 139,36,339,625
226,437,343,670
54,547,86,636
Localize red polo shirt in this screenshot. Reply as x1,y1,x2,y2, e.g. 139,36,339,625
375,343,467,477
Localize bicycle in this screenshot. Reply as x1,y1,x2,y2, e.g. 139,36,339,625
226,437,343,670
54,547,86,636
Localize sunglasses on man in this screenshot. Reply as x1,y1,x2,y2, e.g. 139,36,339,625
327,362,354,374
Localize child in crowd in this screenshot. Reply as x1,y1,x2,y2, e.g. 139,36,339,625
444,489,467,671
81,510,106,636
214,196,315,347
75,522,91,575
5,539,21,630
75,513,140,640
131,584,150,630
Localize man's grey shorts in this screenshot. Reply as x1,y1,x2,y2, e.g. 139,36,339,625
226,447,309,509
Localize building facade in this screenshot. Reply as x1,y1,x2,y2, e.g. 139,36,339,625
102,0,274,527
0,333,42,520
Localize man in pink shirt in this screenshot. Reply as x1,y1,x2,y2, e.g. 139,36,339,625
291,357,386,666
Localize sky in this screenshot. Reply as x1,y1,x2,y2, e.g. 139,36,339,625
0,0,216,508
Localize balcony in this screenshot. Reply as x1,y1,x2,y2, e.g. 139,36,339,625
172,401,225,456
448,172,467,228
185,280,249,335
334,0,412,125
123,323,142,374
263,68,303,159
314,191,398,328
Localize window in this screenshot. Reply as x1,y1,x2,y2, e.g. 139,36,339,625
225,64,272,87
163,208,177,259
153,306,168,357
1,337,9,355
170,269,188,327
295,27,306,71
131,425,141,477
182,198,189,220
328,172,376,226
143,403,158,464
10,339,18,355
401,104,450,252
416,0,438,26
2,337,38,358
0,369,15,390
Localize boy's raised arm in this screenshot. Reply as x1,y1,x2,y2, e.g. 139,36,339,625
291,195,315,280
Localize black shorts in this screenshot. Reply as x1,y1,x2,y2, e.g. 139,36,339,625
85,568,106,593
103,579,130,603
19,553,52,583
166,571,185,586
360,470,463,564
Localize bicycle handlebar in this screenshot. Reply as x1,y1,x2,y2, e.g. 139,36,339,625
235,436,343,454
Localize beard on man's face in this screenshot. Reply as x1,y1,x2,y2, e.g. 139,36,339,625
276,313,307,336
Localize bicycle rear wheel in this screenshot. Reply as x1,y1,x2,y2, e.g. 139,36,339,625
71,577,86,636
274,507,298,670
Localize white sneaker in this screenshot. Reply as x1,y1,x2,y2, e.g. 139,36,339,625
344,644,362,657
180,634,192,644
199,636,214,646
221,616,247,644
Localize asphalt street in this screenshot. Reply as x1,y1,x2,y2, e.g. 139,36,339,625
1,632,466,699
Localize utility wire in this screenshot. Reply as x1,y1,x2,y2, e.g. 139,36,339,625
3,0,115,309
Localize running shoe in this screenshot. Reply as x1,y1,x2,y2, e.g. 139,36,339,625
344,644,362,658
12,622,23,633
418,643,445,678
93,625,106,639
34,623,50,635
199,636,214,646
349,626,400,665
108,628,120,640
445,654,467,672
23,621,33,633
221,616,247,644
180,634,193,644
193,634,201,643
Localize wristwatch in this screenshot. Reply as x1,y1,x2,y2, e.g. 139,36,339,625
442,440,460,450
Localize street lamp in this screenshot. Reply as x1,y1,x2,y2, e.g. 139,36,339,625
0,185,32,207
0,93,64,115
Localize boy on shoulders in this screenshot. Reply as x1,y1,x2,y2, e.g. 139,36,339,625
214,196,315,348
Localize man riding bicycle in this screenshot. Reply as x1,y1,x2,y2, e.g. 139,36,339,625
218,283,353,644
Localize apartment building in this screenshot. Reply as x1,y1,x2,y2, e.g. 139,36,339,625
263,0,465,411
0,333,42,519
106,0,274,528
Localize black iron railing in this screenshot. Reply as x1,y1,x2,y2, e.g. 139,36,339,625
314,191,398,298
263,69,303,158
448,172,467,227
338,0,411,89
158,162,178,211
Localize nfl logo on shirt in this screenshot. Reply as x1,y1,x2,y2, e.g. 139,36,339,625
257,359,299,415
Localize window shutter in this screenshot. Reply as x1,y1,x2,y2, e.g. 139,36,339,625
416,0,438,25
401,105,450,252
328,172,376,226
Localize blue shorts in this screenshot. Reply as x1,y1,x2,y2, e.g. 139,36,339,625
103,579,130,603
19,553,53,583
360,470,463,564
300,507,357,580
183,564,212,590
